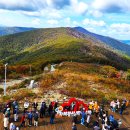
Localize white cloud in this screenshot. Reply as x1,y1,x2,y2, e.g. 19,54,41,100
0,0,71,11
0,0,39,11
71,0,88,15
83,18,106,27
40,8,62,18
110,23,130,33
72,21,79,26
47,19,59,25
92,0,130,13
32,18,41,25
21,11,41,17
89,10,103,17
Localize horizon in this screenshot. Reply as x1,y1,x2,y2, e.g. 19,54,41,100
0,0,130,40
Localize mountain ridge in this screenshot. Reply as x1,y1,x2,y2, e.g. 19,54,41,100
0,27,129,70
74,27,130,56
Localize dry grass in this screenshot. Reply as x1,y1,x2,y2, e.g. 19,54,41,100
39,62,130,101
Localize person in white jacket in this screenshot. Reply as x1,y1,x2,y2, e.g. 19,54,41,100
86,109,92,127
24,100,29,113
4,116,9,130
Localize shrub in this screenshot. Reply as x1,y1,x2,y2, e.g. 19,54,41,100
0,88,3,94
11,89,36,101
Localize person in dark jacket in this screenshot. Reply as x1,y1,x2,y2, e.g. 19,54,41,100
40,102,46,118
34,111,39,126
48,102,53,116
72,122,77,130
32,101,38,111
54,101,58,110
93,120,100,130
50,110,55,124
119,102,126,115
13,107,18,121
72,114,78,124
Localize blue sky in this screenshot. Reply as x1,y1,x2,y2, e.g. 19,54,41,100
0,0,130,40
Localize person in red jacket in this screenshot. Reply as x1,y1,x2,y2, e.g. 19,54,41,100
20,113,26,127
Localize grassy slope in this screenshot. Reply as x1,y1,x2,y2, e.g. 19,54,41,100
39,62,130,101
0,27,130,70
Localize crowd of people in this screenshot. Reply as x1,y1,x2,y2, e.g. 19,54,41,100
71,99,129,130
110,98,129,115
1,98,129,130
3,99,58,130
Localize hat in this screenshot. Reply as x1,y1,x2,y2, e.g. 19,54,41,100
7,108,10,111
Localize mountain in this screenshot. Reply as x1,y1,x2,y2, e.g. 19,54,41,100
0,27,36,36
74,27,130,56
121,40,130,45
0,27,130,70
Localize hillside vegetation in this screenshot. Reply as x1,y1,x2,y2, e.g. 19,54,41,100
0,27,130,71
39,62,130,101
1,62,129,102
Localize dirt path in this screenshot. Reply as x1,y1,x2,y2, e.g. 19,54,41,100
0,77,29,89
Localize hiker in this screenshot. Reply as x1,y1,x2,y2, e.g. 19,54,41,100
81,108,86,125
50,110,55,124
94,101,99,117
119,102,126,115
32,101,38,111
93,120,100,130
24,100,29,113
4,115,9,130
109,115,114,123
111,101,116,112
34,111,39,127
40,101,47,118
116,99,120,110
54,100,58,110
3,107,7,116
86,109,92,127
6,101,12,109
101,119,105,130
12,100,18,110
13,106,18,122
111,119,119,129
9,122,16,130
126,100,129,108
72,114,78,124
48,102,53,116
27,111,33,126
72,122,77,130
20,113,26,127
5,108,11,122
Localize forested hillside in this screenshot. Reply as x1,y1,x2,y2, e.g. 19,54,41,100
0,27,130,70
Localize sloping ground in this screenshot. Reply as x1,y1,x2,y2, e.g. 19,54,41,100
39,62,130,101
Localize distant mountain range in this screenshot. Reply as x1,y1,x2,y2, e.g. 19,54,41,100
121,40,130,45
74,27,130,56
0,26,130,70
0,27,36,36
